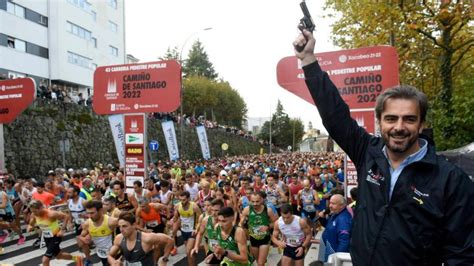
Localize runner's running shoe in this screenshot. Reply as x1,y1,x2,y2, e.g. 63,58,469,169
17,235,26,245
0,231,9,243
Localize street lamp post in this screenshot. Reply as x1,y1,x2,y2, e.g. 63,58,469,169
179,27,212,160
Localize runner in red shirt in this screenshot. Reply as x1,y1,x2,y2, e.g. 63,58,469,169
32,181,56,208
288,174,303,216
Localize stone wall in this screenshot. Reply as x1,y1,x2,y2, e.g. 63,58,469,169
3,100,266,177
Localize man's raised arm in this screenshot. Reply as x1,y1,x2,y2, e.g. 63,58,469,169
293,29,371,166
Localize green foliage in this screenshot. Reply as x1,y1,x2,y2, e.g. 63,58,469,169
183,76,247,128
56,121,66,131
324,0,473,150
160,46,180,61
77,112,93,124
183,40,218,79
73,126,82,135
258,100,305,149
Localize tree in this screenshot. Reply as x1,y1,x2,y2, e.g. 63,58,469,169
183,76,247,128
324,0,473,150
159,46,180,61
258,100,305,150
183,40,218,79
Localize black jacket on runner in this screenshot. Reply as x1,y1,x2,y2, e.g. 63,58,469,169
302,61,474,265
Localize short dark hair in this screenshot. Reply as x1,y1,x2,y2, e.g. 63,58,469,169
252,190,266,199
211,199,224,208
5,178,15,185
180,191,190,198
113,180,124,189
162,173,171,180
70,185,80,194
375,85,428,123
280,204,292,214
160,180,169,188
218,206,234,218
133,180,142,187
85,200,103,211
35,181,45,188
118,211,136,224
350,187,358,201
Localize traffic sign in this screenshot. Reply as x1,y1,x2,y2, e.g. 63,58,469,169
0,78,36,124
149,140,159,151
93,60,181,115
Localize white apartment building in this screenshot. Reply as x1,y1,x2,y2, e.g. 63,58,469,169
0,0,125,99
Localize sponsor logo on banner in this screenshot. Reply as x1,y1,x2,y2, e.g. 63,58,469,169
196,125,211,160
124,114,146,193
93,60,181,115
0,78,36,124
125,133,143,144
161,121,179,161
108,114,125,167
126,146,144,156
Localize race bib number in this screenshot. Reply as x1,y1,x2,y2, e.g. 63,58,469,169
0,209,6,215
251,226,266,237
304,205,316,212
146,220,159,227
286,235,301,246
42,228,54,238
125,261,142,266
209,239,218,248
97,248,108,258
268,196,277,205
181,221,193,231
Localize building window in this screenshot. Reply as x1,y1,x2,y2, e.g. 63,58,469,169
91,10,97,21
8,71,26,79
67,51,93,69
39,15,48,25
67,0,93,17
109,45,118,57
7,37,14,48
14,39,26,52
67,21,93,41
6,36,26,52
6,1,25,18
108,0,117,9
108,21,118,33
91,37,97,48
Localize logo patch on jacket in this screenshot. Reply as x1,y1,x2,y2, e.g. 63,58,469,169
410,185,429,205
365,169,384,186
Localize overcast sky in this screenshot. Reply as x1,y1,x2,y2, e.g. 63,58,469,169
125,0,339,132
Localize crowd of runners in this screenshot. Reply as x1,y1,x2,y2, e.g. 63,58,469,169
0,152,353,266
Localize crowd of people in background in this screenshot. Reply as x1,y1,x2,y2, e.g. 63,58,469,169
150,112,258,142
0,152,354,265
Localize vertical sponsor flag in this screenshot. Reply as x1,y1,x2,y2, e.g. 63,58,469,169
124,113,146,194
161,121,179,161
108,114,125,167
196,125,211,160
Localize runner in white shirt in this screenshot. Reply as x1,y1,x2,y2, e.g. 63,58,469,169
271,204,312,266
67,185,87,236
184,174,199,202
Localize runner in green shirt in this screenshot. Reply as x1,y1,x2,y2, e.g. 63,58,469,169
239,191,278,266
212,207,251,266
191,199,225,265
